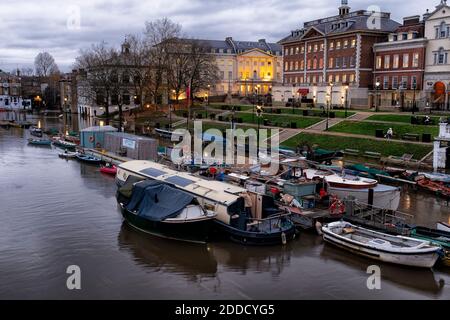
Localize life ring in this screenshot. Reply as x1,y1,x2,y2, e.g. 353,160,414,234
89,136,95,143
329,196,345,215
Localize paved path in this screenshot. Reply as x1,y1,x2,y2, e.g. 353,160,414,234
305,117,344,131
347,112,372,121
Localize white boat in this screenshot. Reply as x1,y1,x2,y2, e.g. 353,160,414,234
305,169,401,211
58,151,79,159
322,221,441,268
437,222,450,233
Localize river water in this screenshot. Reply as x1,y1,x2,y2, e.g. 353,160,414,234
0,113,449,299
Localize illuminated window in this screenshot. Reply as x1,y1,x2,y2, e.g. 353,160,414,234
349,74,355,83
393,54,399,68
329,42,334,50
329,57,334,68
343,40,348,48
412,53,419,68
376,56,382,69
295,47,300,54
336,41,341,49
384,55,390,69
403,54,409,68
351,39,356,47
314,44,318,52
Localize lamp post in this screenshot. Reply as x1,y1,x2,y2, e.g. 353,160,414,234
344,85,349,118
329,81,334,112
169,104,173,130
326,93,330,131
412,83,417,115
375,81,381,112
256,105,263,160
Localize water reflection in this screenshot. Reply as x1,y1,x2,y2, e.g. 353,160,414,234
320,244,446,296
118,223,218,278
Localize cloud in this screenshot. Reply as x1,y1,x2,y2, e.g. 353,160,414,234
0,0,433,72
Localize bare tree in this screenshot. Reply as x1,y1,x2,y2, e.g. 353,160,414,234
34,52,59,77
20,67,34,76
75,42,119,121
144,18,181,105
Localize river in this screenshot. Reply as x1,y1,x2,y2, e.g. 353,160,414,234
0,113,449,299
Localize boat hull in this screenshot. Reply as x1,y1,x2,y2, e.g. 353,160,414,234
120,205,213,244
328,185,401,211
323,225,440,268
213,220,296,246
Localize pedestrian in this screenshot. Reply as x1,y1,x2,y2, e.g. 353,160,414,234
240,191,253,218
424,115,431,125
385,128,393,140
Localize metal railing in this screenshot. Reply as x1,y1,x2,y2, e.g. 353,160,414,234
344,199,414,235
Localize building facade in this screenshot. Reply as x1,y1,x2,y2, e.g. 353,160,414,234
0,70,27,110
373,16,427,111
275,1,400,108
198,37,283,96
424,0,450,110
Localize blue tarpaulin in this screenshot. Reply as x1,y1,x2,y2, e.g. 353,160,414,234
126,180,195,222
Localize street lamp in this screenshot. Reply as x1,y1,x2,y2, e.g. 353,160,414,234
375,81,381,112
256,105,263,159
412,82,417,115
329,82,334,111
344,85,349,118
326,93,330,131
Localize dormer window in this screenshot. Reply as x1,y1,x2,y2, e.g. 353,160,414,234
393,34,398,41
402,33,408,40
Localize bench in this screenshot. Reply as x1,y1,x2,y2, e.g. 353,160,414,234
364,151,382,159
402,133,420,141
344,149,360,156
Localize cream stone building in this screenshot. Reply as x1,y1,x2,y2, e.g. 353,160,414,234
424,0,450,110
199,37,283,96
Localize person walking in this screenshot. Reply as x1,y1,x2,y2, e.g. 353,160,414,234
240,192,253,218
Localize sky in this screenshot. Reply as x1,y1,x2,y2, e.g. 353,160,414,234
0,0,437,73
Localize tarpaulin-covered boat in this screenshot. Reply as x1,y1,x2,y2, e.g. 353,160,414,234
117,180,217,243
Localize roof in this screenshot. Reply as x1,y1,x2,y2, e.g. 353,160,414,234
185,38,282,55
105,132,157,142
80,125,118,132
119,160,246,206
280,10,401,44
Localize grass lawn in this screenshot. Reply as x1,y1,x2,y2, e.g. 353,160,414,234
279,108,355,118
366,114,441,124
330,121,438,139
235,112,322,128
282,133,432,159
209,103,254,111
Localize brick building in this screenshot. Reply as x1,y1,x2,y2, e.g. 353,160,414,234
275,0,400,108
373,15,427,111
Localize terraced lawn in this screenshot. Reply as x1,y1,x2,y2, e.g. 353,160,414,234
235,112,322,128
366,114,441,124
329,121,438,139
282,133,432,159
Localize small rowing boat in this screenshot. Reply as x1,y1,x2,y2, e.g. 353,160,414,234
29,127,43,137
58,151,79,159
76,154,103,165
100,164,117,175
322,221,441,268
52,138,77,150
411,226,449,267
28,138,52,146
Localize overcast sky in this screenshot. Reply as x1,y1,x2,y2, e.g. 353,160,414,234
0,0,436,73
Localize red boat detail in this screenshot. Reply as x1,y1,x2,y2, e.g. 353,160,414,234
100,165,117,175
